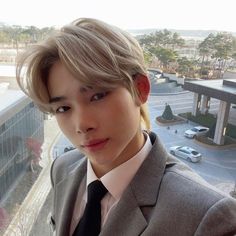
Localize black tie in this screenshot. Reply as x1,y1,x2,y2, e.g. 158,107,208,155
73,180,108,236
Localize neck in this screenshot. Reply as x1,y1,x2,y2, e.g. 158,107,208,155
92,130,146,178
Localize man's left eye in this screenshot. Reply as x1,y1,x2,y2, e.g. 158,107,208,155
91,92,109,101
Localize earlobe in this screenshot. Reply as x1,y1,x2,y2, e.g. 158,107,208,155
134,74,150,104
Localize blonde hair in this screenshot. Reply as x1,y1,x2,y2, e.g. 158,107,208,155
16,18,150,130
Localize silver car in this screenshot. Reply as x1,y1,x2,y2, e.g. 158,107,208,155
184,126,209,139
169,146,202,163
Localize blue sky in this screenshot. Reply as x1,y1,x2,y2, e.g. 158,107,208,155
1,0,236,32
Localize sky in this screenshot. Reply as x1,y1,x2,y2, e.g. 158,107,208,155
1,0,236,32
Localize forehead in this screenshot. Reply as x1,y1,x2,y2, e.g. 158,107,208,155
47,61,119,100
47,61,92,91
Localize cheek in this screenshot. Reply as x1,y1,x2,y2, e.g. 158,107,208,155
55,116,72,134
105,99,140,128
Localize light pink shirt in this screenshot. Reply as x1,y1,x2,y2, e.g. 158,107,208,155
70,132,152,235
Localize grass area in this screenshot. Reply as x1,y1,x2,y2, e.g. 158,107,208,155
197,136,236,146
179,112,236,140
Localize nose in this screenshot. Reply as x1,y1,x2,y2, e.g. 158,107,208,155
77,127,94,134
74,106,96,134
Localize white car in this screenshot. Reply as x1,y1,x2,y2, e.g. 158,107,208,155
184,126,209,139
169,146,202,163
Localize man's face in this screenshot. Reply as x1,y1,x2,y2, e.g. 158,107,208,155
47,61,144,177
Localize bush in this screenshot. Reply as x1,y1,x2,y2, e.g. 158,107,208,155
179,112,236,139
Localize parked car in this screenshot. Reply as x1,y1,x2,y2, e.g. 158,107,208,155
169,146,202,163
184,126,209,139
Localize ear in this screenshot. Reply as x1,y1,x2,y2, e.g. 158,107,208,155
134,74,150,104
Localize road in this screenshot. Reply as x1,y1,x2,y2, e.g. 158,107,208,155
149,92,236,191
148,91,236,125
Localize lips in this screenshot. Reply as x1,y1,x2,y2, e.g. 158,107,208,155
82,138,109,152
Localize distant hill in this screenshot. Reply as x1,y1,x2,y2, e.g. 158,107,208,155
128,29,236,40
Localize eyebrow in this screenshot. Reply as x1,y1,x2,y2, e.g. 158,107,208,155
79,86,93,93
49,96,66,104
49,86,94,104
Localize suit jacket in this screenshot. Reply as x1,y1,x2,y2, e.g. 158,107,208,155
49,132,236,236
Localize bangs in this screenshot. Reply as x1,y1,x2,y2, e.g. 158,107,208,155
55,29,136,90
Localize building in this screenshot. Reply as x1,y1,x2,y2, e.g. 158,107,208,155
0,86,44,202
0,64,19,89
183,78,236,145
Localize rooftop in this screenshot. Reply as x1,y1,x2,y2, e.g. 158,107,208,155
0,87,30,126
0,64,16,77
183,79,236,104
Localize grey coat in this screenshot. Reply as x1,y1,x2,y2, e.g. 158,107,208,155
49,132,236,236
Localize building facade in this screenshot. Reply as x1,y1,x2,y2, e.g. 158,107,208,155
184,78,236,145
0,89,44,202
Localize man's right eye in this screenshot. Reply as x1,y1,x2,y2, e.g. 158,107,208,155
56,106,70,113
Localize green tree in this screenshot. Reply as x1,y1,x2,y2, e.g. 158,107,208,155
198,32,236,77
2,25,24,51
138,29,185,50
170,32,185,49
0,24,56,47
143,50,153,66
150,46,178,69
0,30,10,43
162,103,174,120
177,57,198,77
198,33,215,74
211,33,234,76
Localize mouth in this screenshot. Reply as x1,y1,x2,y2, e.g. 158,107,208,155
82,138,109,152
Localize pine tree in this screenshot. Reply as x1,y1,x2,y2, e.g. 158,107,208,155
162,103,174,120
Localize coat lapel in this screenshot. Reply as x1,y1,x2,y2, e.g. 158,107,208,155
55,158,87,236
101,187,147,236
101,132,169,235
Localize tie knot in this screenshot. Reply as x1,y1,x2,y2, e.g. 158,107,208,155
87,180,108,203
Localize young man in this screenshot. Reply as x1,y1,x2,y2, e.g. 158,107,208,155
16,18,236,236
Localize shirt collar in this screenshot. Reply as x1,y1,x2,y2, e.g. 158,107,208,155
87,131,152,201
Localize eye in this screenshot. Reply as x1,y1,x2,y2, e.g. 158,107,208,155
91,92,109,101
56,106,70,114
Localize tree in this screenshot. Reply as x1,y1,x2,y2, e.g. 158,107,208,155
143,49,153,66
162,103,174,120
198,33,215,75
150,46,178,69
170,32,185,50
198,32,236,78
177,57,198,77
211,33,234,76
138,29,185,50
0,31,10,43
0,24,56,47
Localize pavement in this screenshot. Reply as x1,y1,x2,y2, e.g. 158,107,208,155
3,117,61,236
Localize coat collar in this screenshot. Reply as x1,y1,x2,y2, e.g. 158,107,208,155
101,132,170,235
